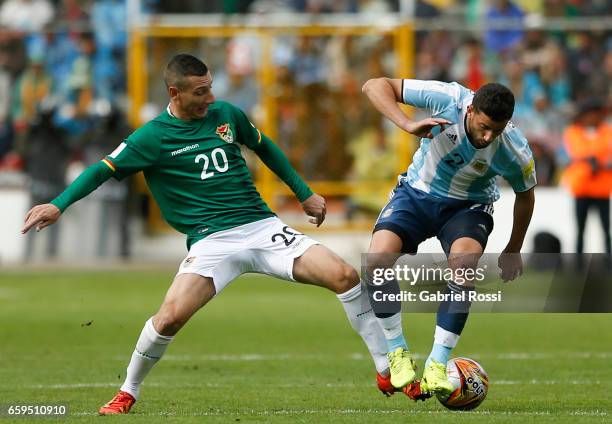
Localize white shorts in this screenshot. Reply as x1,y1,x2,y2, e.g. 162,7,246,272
177,217,319,294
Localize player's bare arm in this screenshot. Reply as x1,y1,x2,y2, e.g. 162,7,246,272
498,187,535,282
301,193,326,227
21,204,61,234
362,77,452,138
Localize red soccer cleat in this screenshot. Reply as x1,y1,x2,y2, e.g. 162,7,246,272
376,372,396,397
98,390,136,415
403,379,433,402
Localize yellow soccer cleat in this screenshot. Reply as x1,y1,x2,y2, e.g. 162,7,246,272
420,360,454,397
387,347,417,389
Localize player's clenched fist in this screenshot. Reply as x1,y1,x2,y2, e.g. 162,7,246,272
21,204,61,234
497,251,523,282
301,193,326,227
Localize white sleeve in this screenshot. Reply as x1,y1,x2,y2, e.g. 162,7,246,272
401,79,461,116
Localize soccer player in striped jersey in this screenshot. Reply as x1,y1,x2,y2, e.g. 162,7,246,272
21,54,393,414
361,78,536,398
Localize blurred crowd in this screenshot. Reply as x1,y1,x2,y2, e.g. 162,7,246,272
0,1,610,252
0,0,129,258
414,23,612,186
0,0,127,167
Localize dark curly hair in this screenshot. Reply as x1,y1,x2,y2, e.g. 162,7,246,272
472,83,515,122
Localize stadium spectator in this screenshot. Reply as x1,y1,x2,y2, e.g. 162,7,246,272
287,36,329,178
11,55,53,142
521,93,563,185
561,98,612,267
91,0,127,101
484,0,525,53
537,40,570,109
56,32,96,136
40,25,79,101
0,27,27,78
56,0,89,37
566,32,604,101
215,37,259,115
574,0,612,16
81,100,132,258
498,53,545,127
542,0,579,18
0,64,11,159
416,49,446,82
604,45,612,109
0,0,54,33
449,37,497,91
418,30,456,81
521,30,549,73
22,100,70,260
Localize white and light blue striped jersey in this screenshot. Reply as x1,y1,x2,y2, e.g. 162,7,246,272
400,79,537,203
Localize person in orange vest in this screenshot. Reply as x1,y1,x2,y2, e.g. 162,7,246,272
562,98,612,266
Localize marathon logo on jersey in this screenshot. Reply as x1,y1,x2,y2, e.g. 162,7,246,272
171,143,200,157
216,123,234,143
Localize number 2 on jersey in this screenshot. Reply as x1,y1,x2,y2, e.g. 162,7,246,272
195,148,229,180
271,226,303,246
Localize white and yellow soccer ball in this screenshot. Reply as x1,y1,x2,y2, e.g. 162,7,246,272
437,357,489,411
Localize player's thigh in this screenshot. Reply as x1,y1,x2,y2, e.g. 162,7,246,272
439,209,491,277
154,273,216,336
292,244,359,294
438,207,493,256
373,182,434,254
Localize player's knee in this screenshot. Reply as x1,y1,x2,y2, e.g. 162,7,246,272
153,305,187,336
330,263,360,294
448,252,481,272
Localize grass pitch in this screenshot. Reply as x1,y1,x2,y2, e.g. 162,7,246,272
0,269,610,423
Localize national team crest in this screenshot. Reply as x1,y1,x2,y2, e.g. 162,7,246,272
472,160,488,173
216,123,234,143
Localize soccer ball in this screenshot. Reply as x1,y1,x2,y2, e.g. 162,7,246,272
437,357,489,411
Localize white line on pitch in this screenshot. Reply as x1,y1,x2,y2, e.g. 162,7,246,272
108,351,612,362
19,379,604,390
69,409,608,417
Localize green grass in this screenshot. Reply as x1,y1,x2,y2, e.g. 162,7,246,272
0,269,610,423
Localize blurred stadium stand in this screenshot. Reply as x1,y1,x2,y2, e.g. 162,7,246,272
0,0,610,263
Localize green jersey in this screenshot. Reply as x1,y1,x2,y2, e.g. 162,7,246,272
104,101,276,248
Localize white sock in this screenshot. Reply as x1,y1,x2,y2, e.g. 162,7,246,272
377,313,403,340
337,284,389,375
120,318,173,399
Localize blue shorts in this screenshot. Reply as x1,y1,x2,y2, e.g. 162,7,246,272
374,179,494,255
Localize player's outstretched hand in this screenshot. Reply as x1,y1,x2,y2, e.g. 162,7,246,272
301,193,326,227
497,251,523,282
21,204,61,234
405,118,453,139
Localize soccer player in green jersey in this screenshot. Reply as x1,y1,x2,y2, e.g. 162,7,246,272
21,54,394,414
